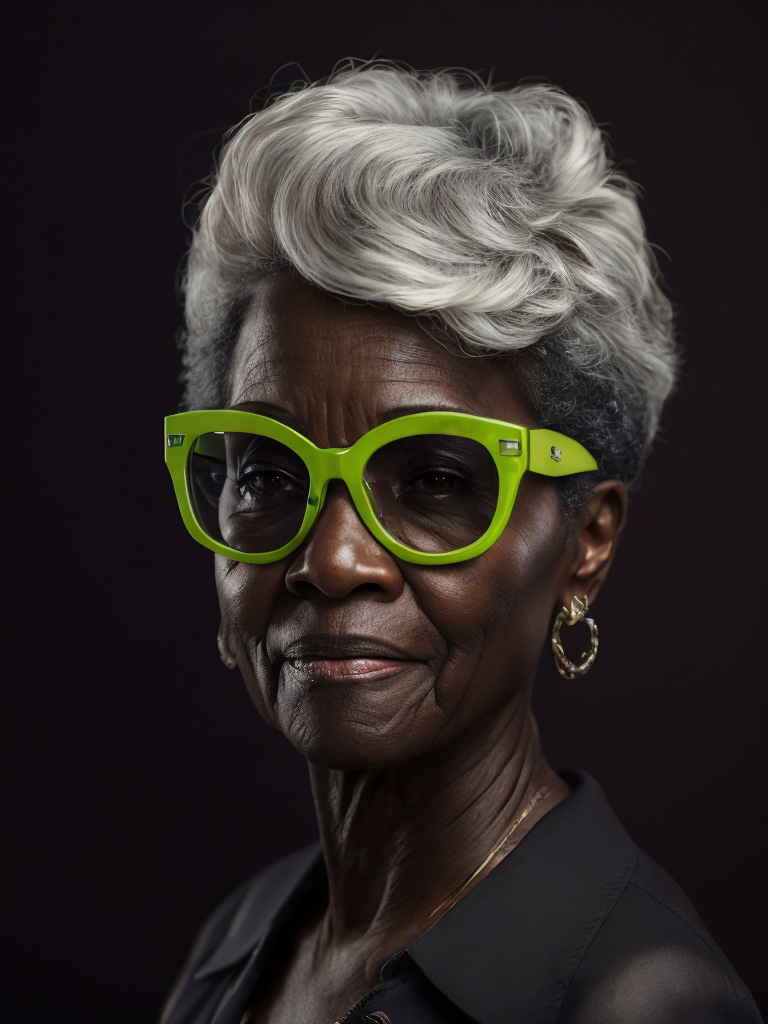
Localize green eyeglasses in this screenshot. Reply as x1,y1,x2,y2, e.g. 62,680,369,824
164,409,597,565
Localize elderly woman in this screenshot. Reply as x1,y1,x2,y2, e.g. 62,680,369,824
160,66,759,1024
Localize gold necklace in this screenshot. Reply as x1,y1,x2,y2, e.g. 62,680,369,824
429,785,550,919
325,787,549,1024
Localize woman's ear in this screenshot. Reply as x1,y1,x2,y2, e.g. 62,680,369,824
562,480,628,606
217,621,238,670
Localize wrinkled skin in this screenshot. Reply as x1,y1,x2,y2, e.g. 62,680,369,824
215,272,626,1023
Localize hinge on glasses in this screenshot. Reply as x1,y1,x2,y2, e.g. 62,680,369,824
167,434,185,448
498,439,521,456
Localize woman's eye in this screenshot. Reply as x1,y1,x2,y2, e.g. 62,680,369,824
409,470,465,494
238,468,297,496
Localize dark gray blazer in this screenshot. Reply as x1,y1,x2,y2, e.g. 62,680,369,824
160,772,762,1024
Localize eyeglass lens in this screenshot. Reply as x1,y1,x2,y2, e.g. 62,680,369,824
363,435,498,553
190,432,310,553
189,432,499,555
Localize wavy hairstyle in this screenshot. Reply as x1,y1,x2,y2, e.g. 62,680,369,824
180,62,678,518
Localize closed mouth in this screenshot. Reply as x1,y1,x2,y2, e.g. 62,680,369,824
282,634,423,662
281,634,426,683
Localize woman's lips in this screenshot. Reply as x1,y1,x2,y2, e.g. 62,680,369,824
291,657,408,682
279,634,428,685
278,634,430,686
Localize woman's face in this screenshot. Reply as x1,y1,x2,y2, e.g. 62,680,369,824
216,272,603,770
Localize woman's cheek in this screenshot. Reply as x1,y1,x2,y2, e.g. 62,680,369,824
215,557,287,723
408,489,567,719
215,558,284,632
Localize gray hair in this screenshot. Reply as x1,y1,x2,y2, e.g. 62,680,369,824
180,63,678,518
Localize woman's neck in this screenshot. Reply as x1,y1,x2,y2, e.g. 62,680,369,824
307,688,568,959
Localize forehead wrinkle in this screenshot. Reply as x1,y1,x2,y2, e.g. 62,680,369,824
364,355,510,417
236,342,495,401
232,355,312,400
229,278,531,433
231,355,517,438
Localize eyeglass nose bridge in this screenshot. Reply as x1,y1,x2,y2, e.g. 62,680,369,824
303,446,386,532
305,446,353,509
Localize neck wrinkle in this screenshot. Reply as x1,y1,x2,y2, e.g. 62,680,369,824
308,689,554,950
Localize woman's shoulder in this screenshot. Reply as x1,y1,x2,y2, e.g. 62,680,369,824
404,772,761,1023
559,848,762,1023
159,842,323,1024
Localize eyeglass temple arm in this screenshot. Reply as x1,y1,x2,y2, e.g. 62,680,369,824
528,429,598,477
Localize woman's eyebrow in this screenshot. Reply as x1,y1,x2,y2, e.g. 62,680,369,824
380,404,475,422
231,401,477,425
230,400,299,427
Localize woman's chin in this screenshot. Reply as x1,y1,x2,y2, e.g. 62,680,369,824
273,682,445,771
288,732,426,771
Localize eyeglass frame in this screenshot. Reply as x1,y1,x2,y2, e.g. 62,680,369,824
164,409,598,565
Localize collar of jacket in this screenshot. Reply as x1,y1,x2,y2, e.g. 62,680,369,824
193,771,637,1024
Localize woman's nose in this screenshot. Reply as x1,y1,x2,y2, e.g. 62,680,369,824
285,481,404,601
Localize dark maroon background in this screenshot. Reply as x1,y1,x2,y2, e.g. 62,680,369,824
9,3,765,1020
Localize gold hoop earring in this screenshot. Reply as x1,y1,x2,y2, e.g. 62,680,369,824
551,595,598,679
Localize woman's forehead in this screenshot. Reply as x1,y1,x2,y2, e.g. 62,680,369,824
229,273,531,431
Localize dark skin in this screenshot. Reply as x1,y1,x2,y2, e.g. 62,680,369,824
215,272,627,1024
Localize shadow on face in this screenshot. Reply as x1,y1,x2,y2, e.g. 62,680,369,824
216,271,575,770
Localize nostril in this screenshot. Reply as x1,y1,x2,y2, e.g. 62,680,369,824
288,574,389,601
289,578,324,600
